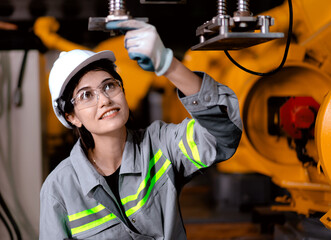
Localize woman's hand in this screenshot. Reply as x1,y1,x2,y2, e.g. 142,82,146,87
117,20,173,76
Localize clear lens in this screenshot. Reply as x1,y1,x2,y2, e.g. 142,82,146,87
71,79,122,110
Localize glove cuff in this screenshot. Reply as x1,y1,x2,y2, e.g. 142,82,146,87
155,48,173,76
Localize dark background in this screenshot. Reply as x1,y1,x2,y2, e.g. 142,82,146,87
0,0,284,57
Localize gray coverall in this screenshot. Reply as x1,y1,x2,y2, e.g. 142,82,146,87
39,72,242,239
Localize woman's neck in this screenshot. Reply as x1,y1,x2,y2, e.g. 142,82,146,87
89,127,127,176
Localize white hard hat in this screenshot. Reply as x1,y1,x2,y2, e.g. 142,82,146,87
49,50,116,128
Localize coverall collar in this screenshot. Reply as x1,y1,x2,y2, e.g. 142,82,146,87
70,130,142,196
70,141,102,196
119,129,142,175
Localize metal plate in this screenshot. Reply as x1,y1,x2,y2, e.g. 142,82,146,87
191,32,284,51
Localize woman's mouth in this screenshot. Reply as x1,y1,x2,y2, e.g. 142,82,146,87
100,109,119,119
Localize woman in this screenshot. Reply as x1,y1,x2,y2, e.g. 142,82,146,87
39,20,242,239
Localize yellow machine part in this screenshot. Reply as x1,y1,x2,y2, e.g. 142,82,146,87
315,92,331,187
177,0,331,219
315,91,331,229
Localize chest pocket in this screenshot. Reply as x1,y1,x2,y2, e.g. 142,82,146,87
68,204,122,239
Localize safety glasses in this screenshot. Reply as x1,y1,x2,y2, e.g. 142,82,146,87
70,78,122,110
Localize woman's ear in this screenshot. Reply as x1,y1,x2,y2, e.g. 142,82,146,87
65,113,82,128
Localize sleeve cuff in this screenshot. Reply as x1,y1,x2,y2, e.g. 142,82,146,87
178,71,219,113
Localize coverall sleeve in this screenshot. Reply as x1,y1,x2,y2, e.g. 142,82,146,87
39,188,70,240
161,72,242,181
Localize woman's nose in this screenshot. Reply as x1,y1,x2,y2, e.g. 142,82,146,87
98,91,112,106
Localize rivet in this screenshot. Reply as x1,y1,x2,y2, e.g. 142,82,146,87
204,95,211,102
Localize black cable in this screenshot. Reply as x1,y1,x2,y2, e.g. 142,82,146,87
0,210,14,240
14,49,29,107
0,192,22,240
224,0,293,76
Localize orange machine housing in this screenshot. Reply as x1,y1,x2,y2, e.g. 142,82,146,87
179,0,331,228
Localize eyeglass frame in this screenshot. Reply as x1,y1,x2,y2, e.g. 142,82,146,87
70,78,123,110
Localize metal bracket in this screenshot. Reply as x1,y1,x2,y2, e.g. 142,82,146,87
192,0,284,50
88,0,148,35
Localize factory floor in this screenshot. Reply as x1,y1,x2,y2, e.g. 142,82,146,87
179,168,331,240
179,168,274,240
180,186,273,240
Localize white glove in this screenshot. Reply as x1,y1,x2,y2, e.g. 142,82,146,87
117,20,173,76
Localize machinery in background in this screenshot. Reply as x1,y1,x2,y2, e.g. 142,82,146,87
192,0,284,50
177,0,331,237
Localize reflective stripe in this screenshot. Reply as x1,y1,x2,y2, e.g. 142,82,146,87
68,204,117,236
121,149,163,205
179,119,207,169
125,159,171,217
71,213,116,235
179,140,203,169
68,150,171,235
68,204,105,221
186,119,207,168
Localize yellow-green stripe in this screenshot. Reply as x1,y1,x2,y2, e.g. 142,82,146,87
179,140,202,169
187,119,207,168
71,213,116,235
125,159,171,217
68,204,105,222
121,149,163,205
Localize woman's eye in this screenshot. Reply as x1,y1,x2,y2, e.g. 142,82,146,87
79,91,93,101
104,82,116,91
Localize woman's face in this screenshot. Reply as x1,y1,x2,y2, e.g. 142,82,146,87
66,70,129,136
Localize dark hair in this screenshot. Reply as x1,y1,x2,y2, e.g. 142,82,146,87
58,59,134,152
